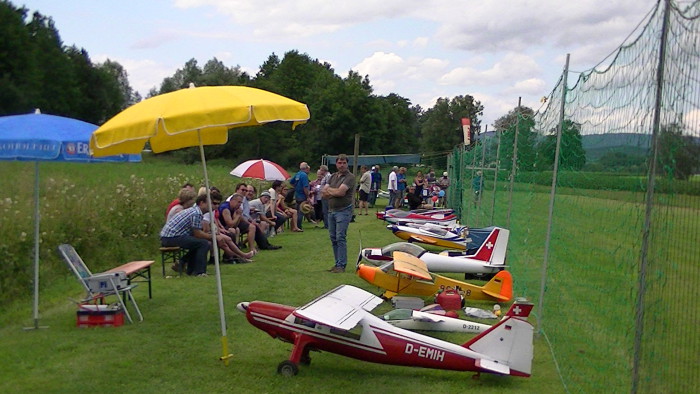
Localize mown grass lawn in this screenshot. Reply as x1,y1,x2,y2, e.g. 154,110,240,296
0,160,565,393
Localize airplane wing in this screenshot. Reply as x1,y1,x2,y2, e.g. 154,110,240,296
412,310,446,323
294,285,383,330
392,251,432,280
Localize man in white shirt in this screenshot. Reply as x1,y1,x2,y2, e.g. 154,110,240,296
387,166,398,208
249,191,275,236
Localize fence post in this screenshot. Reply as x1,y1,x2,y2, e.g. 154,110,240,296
632,0,670,391
490,126,502,225
506,97,522,228
537,54,570,334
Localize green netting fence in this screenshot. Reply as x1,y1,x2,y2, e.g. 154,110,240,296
447,1,699,392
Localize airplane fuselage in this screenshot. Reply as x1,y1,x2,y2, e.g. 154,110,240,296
242,300,528,375
357,264,512,301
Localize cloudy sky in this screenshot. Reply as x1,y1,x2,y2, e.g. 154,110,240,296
22,0,660,126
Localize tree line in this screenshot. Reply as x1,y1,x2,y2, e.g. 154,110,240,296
0,0,483,168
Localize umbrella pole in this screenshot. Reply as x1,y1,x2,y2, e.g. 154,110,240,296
197,130,233,365
25,161,47,330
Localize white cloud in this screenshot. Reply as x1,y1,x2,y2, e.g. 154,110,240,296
439,53,541,87
353,52,405,78
504,78,548,96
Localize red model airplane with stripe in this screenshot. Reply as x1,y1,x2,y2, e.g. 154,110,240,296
237,285,534,377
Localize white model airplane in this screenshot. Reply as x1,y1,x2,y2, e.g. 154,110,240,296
359,227,509,279
382,308,492,334
238,284,534,377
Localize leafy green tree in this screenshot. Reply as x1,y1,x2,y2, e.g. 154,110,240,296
419,95,484,153
0,1,36,114
495,106,538,171
98,59,140,107
26,11,76,116
537,119,587,171
200,58,250,86
657,122,700,180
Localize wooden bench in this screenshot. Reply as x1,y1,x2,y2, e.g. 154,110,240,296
159,246,183,277
106,260,155,299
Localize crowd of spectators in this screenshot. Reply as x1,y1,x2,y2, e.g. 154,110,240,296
159,162,450,277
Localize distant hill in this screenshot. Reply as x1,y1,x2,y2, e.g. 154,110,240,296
582,133,650,161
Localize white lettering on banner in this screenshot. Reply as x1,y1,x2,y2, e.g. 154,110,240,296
404,342,445,362
77,142,90,154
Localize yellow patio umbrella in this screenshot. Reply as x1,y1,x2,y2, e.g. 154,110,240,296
90,84,310,364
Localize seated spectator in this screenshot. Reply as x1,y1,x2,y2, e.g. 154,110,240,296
249,191,276,237
268,180,287,234
160,194,214,276
202,191,254,263
406,185,433,210
165,183,194,219
166,188,197,222
277,184,301,232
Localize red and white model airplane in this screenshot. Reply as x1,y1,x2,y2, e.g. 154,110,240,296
237,285,534,378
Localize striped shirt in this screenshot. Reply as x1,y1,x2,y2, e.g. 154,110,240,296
160,205,203,237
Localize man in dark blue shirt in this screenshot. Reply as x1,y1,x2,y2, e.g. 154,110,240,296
291,162,310,231
369,165,382,208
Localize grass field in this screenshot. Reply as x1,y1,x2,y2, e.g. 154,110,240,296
1,159,697,392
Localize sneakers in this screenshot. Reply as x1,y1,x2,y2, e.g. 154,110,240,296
328,266,345,273
260,245,282,250
195,273,208,277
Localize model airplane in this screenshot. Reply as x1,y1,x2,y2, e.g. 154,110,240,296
382,307,492,334
382,208,458,226
357,251,513,301
360,227,509,278
237,285,533,377
388,223,506,252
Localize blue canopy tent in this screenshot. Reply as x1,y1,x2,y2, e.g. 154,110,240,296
0,110,141,330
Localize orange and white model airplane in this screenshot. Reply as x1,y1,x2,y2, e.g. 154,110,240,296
360,226,509,279
356,251,513,302
237,285,534,377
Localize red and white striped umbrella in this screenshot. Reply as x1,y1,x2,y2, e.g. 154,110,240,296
230,159,290,181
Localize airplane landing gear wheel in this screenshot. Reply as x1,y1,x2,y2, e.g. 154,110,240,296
277,360,299,377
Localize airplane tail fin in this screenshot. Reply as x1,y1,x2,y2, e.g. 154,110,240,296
481,270,513,302
462,301,534,376
471,228,509,266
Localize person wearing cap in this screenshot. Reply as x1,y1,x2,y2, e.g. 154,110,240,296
438,171,450,205
249,191,275,237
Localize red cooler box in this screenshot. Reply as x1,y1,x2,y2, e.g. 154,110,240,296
77,304,124,327
435,288,463,311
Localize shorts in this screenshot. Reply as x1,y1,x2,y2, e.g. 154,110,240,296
359,190,369,202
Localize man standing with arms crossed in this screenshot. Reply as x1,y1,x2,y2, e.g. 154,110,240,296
322,154,356,273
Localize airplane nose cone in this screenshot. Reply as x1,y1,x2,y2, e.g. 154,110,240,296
236,302,250,313
357,264,376,283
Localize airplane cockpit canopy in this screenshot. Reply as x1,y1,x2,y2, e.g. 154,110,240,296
381,242,426,257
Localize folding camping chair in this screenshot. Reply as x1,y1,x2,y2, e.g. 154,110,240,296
57,244,143,323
